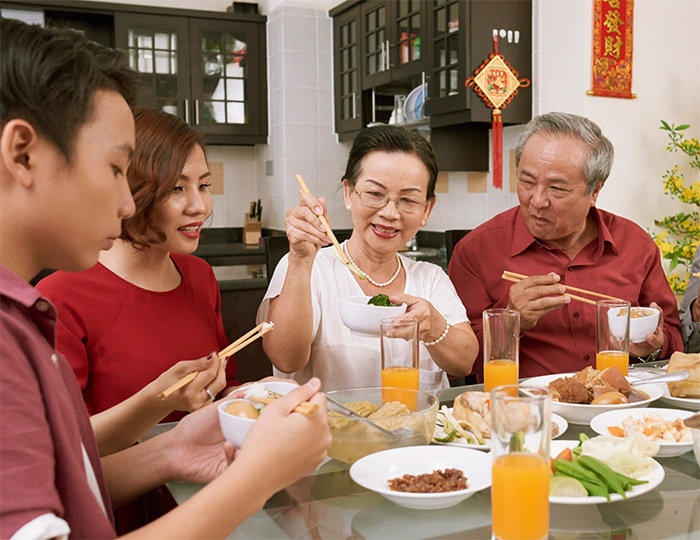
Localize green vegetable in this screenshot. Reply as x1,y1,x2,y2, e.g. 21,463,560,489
553,459,603,486
578,455,630,498
367,294,392,306
434,429,458,443
509,431,525,452
576,477,611,501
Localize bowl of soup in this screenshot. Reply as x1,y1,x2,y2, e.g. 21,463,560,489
338,295,407,337
609,306,660,343
325,387,438,464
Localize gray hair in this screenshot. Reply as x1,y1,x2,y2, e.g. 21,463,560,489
514,112,615,194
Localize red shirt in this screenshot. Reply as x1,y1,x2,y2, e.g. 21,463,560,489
37,254,234,420
1,265,115,539
448,207,683,379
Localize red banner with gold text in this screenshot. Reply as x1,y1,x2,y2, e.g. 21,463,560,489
588,0,635,99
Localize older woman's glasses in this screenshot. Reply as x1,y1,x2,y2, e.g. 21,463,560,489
354,190,426,214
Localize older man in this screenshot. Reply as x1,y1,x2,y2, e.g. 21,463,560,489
449,112,683,379
680,245,700,353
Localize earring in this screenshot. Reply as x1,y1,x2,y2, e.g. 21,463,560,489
421,220,426,226
346,205,351,210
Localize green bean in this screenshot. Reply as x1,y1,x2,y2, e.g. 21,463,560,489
578,455,627,498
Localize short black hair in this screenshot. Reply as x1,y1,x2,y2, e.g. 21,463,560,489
0,18,140,163
342,124,438,199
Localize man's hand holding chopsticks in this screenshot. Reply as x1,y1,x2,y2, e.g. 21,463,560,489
506,272,570,331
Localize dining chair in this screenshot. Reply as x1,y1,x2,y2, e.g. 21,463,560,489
444,229,472,264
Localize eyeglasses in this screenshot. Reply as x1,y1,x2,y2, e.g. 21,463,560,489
353,190,427,214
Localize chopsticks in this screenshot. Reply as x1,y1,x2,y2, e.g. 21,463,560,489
501,270,623,306
693,272,700,279
295,174,364,280
248,395,319,417
157,322,275,401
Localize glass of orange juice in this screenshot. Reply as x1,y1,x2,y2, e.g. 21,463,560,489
483,309,520,392
596,299,630,376
380,317,419,410
491,385,551,540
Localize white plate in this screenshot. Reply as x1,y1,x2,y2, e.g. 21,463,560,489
349,445,491,510
404,83,428,121
432,408,568,449
589,407,694,458
659,386,700,411
548,440,665,505
521,373,664,425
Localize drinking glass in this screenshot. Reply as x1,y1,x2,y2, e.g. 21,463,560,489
596,299,631,376
380,317,419,409
483,309,520,392
491,385,551,540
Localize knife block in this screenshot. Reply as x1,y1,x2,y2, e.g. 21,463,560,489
243,214,262,245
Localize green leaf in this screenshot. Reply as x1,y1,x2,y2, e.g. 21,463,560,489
676,124,690,131
660,120,671,131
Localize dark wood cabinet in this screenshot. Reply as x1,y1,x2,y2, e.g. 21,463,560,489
6,0,268,145
330,0,532,170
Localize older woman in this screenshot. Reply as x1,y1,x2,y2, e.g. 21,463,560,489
258,125,478,392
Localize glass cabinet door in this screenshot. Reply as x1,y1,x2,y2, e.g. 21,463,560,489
361,1,390,89
115,14,190,118
392,0,426,79
189,18,265,140
333,7,363,133
427,0,469,116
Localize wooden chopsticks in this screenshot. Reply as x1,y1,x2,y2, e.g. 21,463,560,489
501,270,623,306
157,322,275,401
693,272,700,279
295,174,364,280
249,395,319,417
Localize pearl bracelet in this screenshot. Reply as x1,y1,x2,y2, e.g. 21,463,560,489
422,320,450,347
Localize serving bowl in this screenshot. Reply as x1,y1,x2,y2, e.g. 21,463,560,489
349,445,491,510
589,407,694,458
338,295,407,337
218,381,298,447
326,386,438,464
521,373,664,425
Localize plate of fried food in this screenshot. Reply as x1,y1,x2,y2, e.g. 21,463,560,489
520,367,664,425
657,352,700,411
432,391,568,449
349,445,491,510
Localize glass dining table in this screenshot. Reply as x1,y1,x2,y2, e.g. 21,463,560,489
167,375,700,539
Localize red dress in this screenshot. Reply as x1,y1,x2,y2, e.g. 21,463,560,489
37,254,235,421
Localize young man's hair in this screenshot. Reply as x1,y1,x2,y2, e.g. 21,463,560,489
0,18,140,163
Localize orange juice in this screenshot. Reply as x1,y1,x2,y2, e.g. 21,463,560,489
492,453,549,540
484,359,518,392
596,350,629,376
381,367,419,410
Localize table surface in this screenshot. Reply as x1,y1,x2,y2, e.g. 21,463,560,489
168,369,700,540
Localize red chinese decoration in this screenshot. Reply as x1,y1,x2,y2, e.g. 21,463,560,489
588,0,636,99
466,36,530,189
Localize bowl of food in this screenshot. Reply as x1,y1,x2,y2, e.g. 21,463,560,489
609,306,660,343
349,445,491,510
521,368,664,425
339,295,407,337
326,386,438,464
218,381,298,447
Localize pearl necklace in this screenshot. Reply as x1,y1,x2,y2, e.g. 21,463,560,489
342,241,402,287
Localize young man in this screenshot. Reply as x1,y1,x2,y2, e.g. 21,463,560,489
448,112,683,379
0,18,330,539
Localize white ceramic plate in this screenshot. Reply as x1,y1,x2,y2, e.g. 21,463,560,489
630,367,700,411
349,445,491,510
589,407,694,458
404,83,428,121
549,440,665,505
432,408,568,450
521,373,664,425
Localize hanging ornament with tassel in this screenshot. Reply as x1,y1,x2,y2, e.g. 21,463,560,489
465,35,530,190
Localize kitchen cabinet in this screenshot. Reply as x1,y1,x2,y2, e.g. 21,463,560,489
115,14,267,144
6,0,268,145
330,0,532,169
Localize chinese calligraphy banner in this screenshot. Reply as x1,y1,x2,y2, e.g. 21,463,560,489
589,0,635,98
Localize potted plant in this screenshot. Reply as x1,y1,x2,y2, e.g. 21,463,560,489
648,121,700,294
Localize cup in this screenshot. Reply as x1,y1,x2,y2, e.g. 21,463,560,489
482,309,520,392
596,299,631,376
491,385,551,540
380,317,419,409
